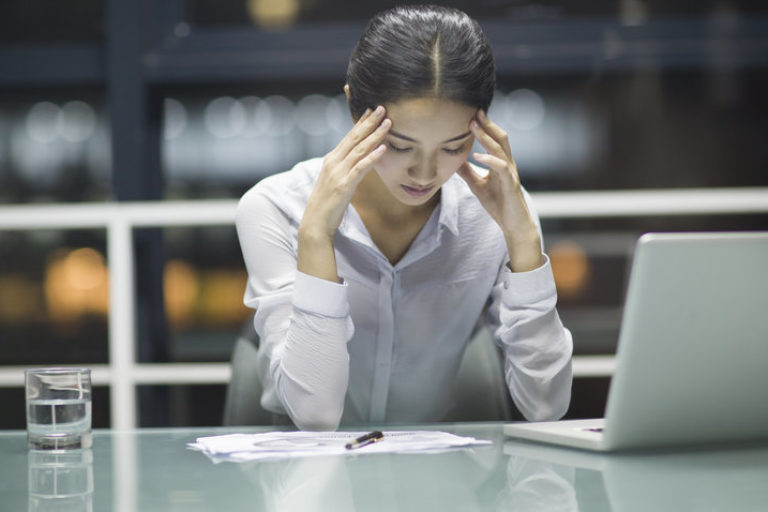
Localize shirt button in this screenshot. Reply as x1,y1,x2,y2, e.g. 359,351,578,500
503,280,510,290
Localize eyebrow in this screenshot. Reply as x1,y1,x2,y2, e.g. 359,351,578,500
389,130,471,144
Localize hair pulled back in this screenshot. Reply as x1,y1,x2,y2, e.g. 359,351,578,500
346,5,495,120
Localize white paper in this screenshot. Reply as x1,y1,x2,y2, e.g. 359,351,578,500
188,430,491,463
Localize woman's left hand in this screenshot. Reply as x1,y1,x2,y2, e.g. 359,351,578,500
457,110,544,272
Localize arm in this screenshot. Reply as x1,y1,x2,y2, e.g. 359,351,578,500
298,105,390,282
236,190,353,430
459,110,573,421
236,108,391,430
459,110,543,273
486,254,574,421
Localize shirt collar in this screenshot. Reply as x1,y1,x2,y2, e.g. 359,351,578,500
437,175,460,237
339,205,372,248
338,175,462,247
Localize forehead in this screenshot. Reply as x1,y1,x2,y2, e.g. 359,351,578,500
384,97,476,142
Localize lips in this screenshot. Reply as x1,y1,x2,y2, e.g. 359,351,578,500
401,184,434,197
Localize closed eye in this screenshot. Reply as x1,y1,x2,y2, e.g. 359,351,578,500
388,142,412,153
443,144,467,155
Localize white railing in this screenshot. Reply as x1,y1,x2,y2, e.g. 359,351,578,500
1,187,767,429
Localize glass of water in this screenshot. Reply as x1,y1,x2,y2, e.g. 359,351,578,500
25,368,92,450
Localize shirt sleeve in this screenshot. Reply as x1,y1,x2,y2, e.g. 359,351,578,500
485,190,573,422
235,186,354,430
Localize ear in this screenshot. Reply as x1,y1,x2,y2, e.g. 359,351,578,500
344,84,358,122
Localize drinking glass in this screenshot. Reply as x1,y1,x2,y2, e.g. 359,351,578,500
25,368,92,450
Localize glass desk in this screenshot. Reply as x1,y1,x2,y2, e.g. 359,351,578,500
1,423,767,511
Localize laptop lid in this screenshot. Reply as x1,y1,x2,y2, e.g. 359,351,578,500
602,231,768,450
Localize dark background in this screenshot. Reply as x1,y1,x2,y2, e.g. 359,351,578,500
1,0,767,428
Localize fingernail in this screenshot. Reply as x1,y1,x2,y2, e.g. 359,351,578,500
375,105,384,116
470,121,478,130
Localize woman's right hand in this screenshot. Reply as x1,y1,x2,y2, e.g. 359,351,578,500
297,105,390,281
301,105,390,238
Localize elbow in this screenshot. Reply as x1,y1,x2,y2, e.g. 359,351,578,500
271,353,349,431
512,360,573,422
290,407,343,432
275,376,346,431
520,393,570,422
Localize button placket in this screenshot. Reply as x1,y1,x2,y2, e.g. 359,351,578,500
369,266,394,423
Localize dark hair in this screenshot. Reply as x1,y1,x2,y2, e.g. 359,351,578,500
346,5,495,120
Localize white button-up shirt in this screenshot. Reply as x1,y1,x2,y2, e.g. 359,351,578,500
236,157,572,429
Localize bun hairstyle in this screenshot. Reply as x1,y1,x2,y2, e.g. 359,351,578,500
346,4,496,120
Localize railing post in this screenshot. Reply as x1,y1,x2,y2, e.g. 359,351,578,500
108,217,137,430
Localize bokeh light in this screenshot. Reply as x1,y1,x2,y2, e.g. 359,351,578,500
204,97,247,139
247,0,300,28
164,259,200,329
0,274,41,322
26,102,60,143
58,100,96,143
549,240,592,300
44,247,109,322
164,98,188,140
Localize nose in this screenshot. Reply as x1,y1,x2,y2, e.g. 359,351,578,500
407,151,437,183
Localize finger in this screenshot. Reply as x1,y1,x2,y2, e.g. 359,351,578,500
470,119,507,161
473,152,521,187
347,144,387,184
327,108,371,158
341,117,391,171
472,151,507,171
476,110,512,159
328,106,376,162
456,162,485,195
326,118,368,168
335,105,387,158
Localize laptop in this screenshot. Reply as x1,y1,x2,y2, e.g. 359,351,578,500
504,231,768,451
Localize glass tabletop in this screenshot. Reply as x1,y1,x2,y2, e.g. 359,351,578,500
1,423,767,511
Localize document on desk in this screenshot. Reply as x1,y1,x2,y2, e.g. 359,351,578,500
189,430,491,463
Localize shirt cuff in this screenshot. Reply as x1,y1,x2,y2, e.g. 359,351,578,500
501,254,558,304
292,270,350,317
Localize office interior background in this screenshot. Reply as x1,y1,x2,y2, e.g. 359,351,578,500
0,0,767,429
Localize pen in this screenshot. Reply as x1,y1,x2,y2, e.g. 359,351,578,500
345,430,384,450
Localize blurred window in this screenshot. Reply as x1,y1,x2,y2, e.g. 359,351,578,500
542,213,768,357
0,230,108,366
494,69,768,191
1,0,768,427
163,226,252,363
183,0,768,28
158,68,768,199
0,93,110,203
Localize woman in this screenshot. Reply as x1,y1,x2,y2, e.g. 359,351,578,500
236,5,572,430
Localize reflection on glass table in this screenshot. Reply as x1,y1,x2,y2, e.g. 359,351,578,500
1,424,768,511
504,439,768,512
28,449,93,512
